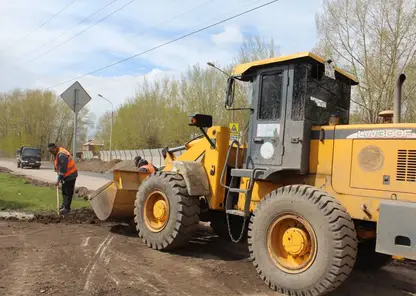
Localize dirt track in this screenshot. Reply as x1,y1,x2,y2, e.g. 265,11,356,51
0,221,415,296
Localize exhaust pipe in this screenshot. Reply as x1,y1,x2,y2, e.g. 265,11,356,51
394,73,406,123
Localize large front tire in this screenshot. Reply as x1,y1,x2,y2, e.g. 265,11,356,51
134,172,200,251
249,185,357,296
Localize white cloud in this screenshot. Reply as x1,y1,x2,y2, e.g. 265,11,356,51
0,0,322,125
211,25,243,46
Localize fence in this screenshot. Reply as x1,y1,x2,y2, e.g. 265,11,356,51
81,148,184,168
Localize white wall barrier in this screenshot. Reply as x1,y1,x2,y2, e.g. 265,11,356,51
82,148,183,167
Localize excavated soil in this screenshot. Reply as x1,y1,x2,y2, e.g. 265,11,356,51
0,208,104,224
0,167,12,173
109,160,138,172
0,222,415,296
31,208,104,224
76,159,122,174
0,167,92,200
23,176,91,199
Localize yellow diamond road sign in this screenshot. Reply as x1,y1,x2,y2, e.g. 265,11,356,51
229,123,239,135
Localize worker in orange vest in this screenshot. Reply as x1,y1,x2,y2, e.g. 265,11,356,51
47,143,78,215
134,156,157,173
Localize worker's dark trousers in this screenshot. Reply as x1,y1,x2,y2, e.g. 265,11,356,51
61,178,76,211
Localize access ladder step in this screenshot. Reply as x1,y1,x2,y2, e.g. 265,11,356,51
228,187,248,193
230,168,255,178
226,210,249,217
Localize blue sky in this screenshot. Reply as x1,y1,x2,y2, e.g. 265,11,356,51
0,0,323,121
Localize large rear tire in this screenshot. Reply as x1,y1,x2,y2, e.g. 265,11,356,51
249,185,357,296
134,172,200,250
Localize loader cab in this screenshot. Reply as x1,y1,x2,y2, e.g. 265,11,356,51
230,52,358,180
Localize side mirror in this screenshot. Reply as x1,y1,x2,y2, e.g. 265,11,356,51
189,114,213,128
189,114,215,149
225,77,235,108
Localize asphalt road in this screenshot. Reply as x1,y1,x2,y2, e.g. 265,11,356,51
0,159,112,191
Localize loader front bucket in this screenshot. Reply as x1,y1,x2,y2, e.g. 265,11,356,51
88,169,150,221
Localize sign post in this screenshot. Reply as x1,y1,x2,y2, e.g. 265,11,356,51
73,89,78,158
60,81,91,157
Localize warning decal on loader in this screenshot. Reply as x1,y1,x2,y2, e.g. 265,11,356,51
229,123,239,135
229,123,239,140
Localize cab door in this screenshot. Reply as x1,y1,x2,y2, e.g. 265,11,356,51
249,66,289,167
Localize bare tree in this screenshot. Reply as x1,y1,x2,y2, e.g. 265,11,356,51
315,0,416,123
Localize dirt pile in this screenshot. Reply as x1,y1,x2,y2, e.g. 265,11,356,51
32,207,103,224
23,176,54,188
0,166,12,173
75,186,90,199
108,160,138,172
0,167,92,199
22,176,92,199
76,159,122,173
0,208,103,224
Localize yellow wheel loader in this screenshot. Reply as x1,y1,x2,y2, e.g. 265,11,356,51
89,52,415,295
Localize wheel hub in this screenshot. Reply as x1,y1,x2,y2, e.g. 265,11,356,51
282,227,309,256
143,190,169,232
153,200,167,220
267,213,317,274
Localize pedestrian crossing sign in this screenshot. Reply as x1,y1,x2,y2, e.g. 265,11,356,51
229,123,239,136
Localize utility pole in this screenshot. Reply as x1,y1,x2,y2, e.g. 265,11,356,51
98,94,114,160
73,89,78,157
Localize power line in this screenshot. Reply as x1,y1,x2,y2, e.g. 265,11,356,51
19,0,136,67
15,0,119,63
16,0,214,65
47,0,280,89
127,0,216,42
1,0,79,52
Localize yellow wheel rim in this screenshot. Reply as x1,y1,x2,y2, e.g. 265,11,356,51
267,213,317,274
143,191,169,232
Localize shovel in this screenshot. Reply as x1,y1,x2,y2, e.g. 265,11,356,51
56,184,60,215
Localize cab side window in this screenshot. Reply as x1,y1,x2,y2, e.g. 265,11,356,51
258,72,283,121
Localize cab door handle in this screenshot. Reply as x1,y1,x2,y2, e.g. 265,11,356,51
253,138,264,143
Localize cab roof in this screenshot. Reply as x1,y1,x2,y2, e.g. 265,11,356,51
232,51,359,85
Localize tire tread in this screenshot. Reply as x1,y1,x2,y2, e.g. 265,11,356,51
248,185,358,295
134,172,200,251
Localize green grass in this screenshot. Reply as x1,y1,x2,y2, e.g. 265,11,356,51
0,173,90,212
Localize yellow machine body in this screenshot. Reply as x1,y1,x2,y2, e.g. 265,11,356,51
162,123,416,223
88,51,415,296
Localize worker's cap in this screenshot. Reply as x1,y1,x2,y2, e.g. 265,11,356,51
134,156,142,163
138,158,148,167
47,143,57,150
